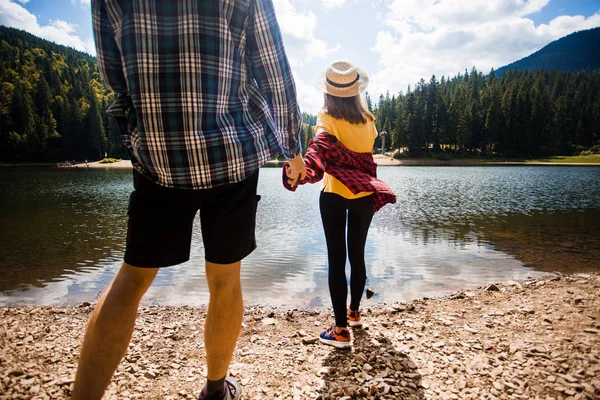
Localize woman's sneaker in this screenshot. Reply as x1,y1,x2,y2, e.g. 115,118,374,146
198,377,241,400
347,309,362,328
319,324,353,349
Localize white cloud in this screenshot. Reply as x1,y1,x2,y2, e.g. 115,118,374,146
386,0,551,31
50,19,78,34
369,0,600,97
273,0,340,66
17,0,28,4
292,69,324,114
322,0,345,11
0,0,96,55
537,12,600,36
71,0,91,6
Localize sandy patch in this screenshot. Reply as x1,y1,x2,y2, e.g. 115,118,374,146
83,160,134,169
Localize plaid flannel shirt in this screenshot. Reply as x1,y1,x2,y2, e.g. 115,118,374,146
93,0,302,189
283,133,396,213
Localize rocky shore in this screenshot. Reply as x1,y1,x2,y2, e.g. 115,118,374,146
1,273,599,400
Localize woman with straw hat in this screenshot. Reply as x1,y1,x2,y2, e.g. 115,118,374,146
283,60,396,348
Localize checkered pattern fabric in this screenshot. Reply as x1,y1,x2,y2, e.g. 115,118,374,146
283,133,396,213
93,0,301,189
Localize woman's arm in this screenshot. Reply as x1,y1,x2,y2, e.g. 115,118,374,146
282,135,327,191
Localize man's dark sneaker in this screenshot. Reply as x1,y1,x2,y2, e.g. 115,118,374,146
319,324,353,349
198,377,241,400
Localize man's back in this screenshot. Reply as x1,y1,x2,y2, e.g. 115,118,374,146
93,0,301,189
75,3,304,400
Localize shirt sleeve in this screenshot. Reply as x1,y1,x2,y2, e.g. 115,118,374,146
247,0,302,159
316,112,344,142
92,0,127,94
371,120,378,141
315,112,332,133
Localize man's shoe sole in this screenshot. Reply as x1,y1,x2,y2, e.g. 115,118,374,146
348,320,362,327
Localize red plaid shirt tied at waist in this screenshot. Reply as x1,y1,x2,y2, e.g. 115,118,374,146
283,133,396,213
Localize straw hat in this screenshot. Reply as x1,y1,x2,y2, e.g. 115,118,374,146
316,60,369,98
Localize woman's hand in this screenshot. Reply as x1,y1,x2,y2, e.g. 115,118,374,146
286,154,307,187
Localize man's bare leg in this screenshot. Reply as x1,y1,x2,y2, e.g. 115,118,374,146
204,260,243,381
71,262,158,400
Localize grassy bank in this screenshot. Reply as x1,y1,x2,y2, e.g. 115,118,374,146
524,154,600,164
390,153,600,166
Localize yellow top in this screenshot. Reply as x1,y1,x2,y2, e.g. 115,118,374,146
315,112,378,199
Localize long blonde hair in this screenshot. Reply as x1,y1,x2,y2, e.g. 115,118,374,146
322,94,375,125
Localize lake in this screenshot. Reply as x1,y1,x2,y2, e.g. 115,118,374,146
0,165,599,308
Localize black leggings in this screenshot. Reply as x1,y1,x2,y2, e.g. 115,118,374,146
319,191,374,328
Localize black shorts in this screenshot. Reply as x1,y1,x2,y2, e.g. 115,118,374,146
124,169,260,268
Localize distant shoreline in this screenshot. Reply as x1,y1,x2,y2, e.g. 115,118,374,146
1,157,599,169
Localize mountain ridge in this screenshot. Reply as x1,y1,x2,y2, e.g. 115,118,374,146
495,27,600,76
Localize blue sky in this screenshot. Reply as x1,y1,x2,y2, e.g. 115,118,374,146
1,0,599,113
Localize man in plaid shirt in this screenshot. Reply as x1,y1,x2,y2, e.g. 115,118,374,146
73,1,306,399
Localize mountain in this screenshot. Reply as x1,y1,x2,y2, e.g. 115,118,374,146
0,25,125,162
0,25,96,64
495,27,600,76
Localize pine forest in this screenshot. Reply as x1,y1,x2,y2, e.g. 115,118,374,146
1,25,599,163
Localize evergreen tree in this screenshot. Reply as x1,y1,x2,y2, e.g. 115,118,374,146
483,82,506,154
530,74,551,155
10,81,35,159
427,75,440,151
85,84,105,159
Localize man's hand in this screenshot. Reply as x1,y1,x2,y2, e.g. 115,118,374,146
286,154,306,187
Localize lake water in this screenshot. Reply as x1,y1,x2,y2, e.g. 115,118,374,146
1,165,599,308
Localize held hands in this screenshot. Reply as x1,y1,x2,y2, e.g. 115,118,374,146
286,154,307,187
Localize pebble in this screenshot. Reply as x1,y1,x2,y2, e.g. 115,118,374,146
1,273,598,400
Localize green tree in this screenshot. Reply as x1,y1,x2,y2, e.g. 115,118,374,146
85,84,105,159
10,81,35,159
530,73,551,155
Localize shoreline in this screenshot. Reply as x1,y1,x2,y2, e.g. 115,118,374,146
2,272,599,399
3,157,599,169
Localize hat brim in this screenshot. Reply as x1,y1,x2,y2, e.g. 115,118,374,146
315,67,369,98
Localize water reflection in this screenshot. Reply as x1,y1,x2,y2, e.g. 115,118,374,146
476,209,600,273
0,166,598,307
0,168,129,292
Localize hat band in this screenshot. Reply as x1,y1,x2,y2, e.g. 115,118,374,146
326,74,360,88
